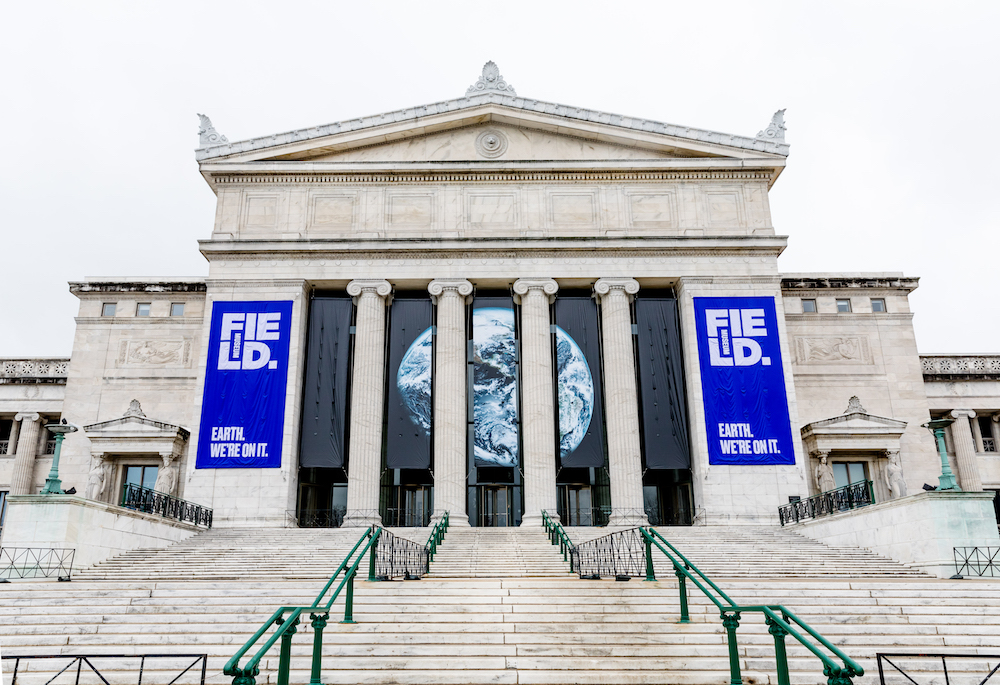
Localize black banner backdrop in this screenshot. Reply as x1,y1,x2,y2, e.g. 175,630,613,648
635,297,690,469
300,296,353,468
385,296,433,469
553,296,606,468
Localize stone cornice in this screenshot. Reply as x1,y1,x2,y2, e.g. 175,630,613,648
69,281,207,294
781,275,919,293
921,355,1000,381
206,168,777,186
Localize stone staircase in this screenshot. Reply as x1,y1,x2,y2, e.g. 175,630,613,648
2,525,998,685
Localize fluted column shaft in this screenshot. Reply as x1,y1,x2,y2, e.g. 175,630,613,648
10,412,41,495
513,279,559,526
595,278,648,526
343,280,392,526
429,279,473,526
950,409,983,491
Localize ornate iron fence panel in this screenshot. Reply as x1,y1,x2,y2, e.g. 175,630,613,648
778,480,875,526
287,507,347,528
955,547,1000,577
2,653,208,684
0,547,75,580
120,483,213,528
876,652,1000,685
373,527,429,579
571,527,647,578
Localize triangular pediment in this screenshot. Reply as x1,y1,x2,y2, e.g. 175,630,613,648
197,98,789,169
801,410,907,439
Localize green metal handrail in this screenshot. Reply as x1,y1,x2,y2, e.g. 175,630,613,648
425,511,449,562
223,526,382,685
640,527,864,685
541,510,575,572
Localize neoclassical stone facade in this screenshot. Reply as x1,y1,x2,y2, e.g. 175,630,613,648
2,64,999,531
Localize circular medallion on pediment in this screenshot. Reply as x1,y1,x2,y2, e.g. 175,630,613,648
475,129,508,159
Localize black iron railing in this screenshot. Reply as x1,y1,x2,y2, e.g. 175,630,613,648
955,546,1000,577
381,506,431,527
0,547,75,580
289,507,348,528
778,480,875,526
120,483,213,528
571,526,647,578
876,652,1000,685
373,526,429,579
556,505,610,527
2,653,208,684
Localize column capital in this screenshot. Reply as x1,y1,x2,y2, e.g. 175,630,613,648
512,278,558,304
14,412,40,423
594,277,640,299
346,279,392,300
950,409,977,420
427,279,473,304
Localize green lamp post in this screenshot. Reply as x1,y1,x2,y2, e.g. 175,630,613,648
40,420,79,495
921,418,961,492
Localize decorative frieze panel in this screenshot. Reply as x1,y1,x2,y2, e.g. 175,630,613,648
116,339,193,368
921,355,1000,378
795,336,873,365
0,359,70,384
308,193,357,230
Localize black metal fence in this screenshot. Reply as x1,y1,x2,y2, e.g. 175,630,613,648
288,507,348,528
0,547,75,580
876,652,1000,685
556,505,610,527
373,527,429,579
571,527,647,578
955,547,1000,577
2,653,208,684
778,480,875,526
120,483,213,528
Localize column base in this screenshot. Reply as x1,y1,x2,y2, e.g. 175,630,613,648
341,510,382,528
607,509,649,527
520,513,551,528
431,511,470,527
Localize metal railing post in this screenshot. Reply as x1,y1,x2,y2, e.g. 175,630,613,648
674,566,690,623
722,612,742,685
767,615,791,685
342,568,357,623
276,615,299,685
367,530,378,582
644,533,656,581
308,612,328,685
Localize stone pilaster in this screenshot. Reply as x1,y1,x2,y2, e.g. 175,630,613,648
950,409,983,491
513,278,559,526
10,413,41,495
342,280,392,527
594,278,648,526
428,279,473,527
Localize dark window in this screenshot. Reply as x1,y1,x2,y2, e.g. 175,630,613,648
978,416,996,452
832,461,867,489
102,303,117,317
123,465,159,494
801,299,817,313
871,298,886,313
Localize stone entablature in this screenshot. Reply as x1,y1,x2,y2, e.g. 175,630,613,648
68,281,208,294
921,355,1000,380
781,274,920,292
0,359,70,385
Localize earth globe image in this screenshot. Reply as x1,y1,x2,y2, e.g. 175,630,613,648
397,326,433,435
554,325,595,459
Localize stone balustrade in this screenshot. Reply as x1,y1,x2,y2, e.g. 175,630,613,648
920,355,1000,378
0,359,70,384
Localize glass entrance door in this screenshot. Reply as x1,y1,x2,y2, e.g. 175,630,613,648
558,484,593,526
479,486,511,527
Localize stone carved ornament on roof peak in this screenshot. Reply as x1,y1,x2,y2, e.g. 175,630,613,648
466,61,517,97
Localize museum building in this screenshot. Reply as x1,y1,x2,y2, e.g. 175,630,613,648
2,63,999,532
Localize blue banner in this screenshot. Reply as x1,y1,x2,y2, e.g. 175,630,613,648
693,297,794,466
196,300,293,469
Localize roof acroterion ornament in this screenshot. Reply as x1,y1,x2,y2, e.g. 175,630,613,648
197,113,229,148
756,109,786,142
466,61,516,97
844,396,867,414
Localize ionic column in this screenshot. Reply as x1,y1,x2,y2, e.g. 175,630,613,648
513,278,559,526
949,410,983,491
595,278,648,526
343,280,392,527
10,412,42,495
428,279,473,527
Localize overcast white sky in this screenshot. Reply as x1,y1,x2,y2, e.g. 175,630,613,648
2,1,997,356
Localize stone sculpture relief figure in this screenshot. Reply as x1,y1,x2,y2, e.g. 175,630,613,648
155,456,179,496
814,453,837,493
85,459,109,502
885,451,907,499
